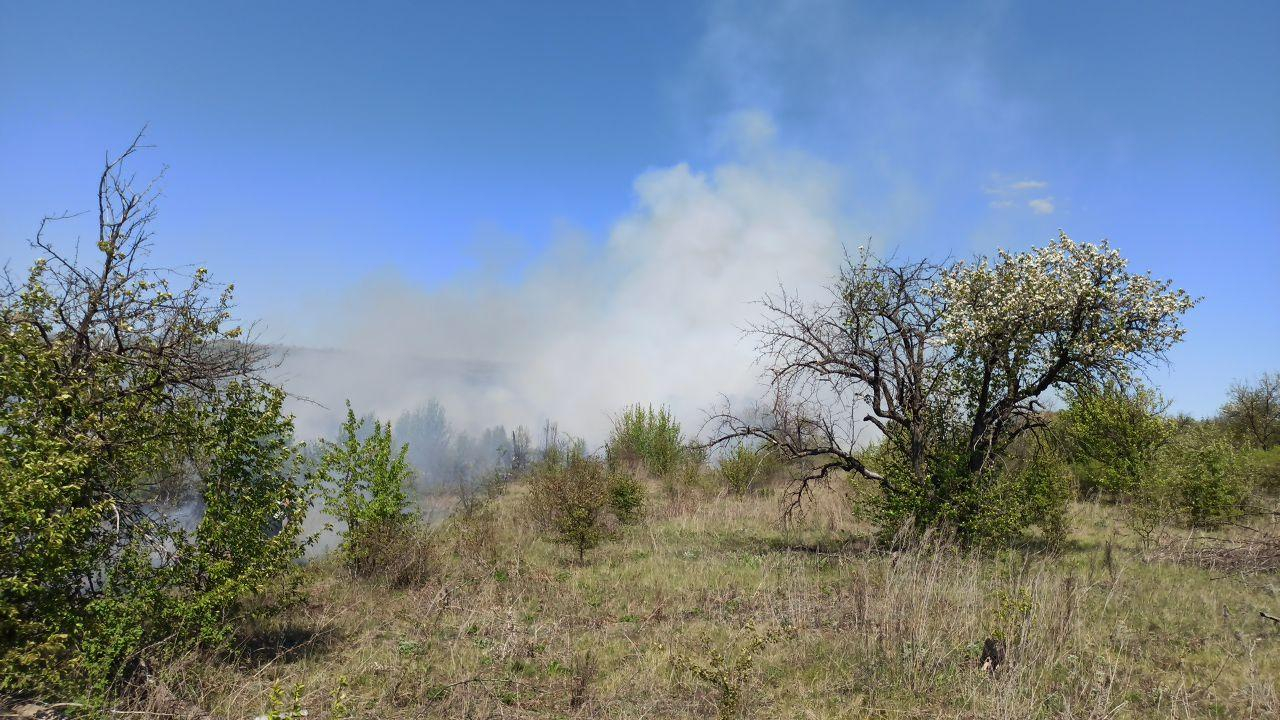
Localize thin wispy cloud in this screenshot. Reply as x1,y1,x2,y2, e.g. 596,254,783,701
1028,197,1055,215
983,178,1050,196
1009,180,1048,191
984,177,1055,215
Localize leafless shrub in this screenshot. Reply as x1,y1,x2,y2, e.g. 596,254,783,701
357,521,440,588
1155,524,1280,575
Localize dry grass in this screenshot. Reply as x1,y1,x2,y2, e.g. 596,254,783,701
124,482,1280,719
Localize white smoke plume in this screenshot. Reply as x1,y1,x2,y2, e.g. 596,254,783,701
273,115,854,447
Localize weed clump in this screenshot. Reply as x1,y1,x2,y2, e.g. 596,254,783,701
668,625,783,720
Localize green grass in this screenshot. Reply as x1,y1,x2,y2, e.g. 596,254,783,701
129,484,1279,719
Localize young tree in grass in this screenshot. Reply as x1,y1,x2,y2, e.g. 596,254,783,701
711,234,1197,542
528,453,615,563
319,402,414,571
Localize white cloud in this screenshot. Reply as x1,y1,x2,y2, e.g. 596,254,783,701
1008,179,1048,191
983,178,1050,197
984,177,1055,215
1028,197,1055,215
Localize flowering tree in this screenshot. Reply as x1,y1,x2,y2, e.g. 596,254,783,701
711,233,1197,539
941,234,1196,475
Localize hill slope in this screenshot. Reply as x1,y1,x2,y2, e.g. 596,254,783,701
134,486,1278,719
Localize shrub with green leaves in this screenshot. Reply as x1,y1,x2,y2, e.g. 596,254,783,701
717,443,776,495
174,382,313,644
318,402,416,572
1,138,311,699
967,444,1073,548
1131,425,1250,531
607,471,646,525
863,430,1072,547
1057,383,1177,499
1242,446,1280,496
527,453,618,562
606,404,684,476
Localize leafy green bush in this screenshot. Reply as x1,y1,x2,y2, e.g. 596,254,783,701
1057,383,1176,499
1,144,312,701
318,402,415,573
966,446,1073,548
1134,426,1250,530
717,443,776,495
527,453,618,562
606,404,684,476
865,432,1072,547
1242,446,1280,496
174,382,314,643
607,471,646,525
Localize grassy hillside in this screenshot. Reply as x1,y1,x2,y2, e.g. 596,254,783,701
128,482,1279,719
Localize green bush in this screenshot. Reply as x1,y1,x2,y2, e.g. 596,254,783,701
1122,425,1250,535
864,432,1072,547
606,404,684,476
0,373,312,700
318,402,416,573
717,443,776,495
174,382,314,644
0,165,311,701
1138,426,1250,530
1057,383,1176,499
1242,446,1280,495
607,471,646,525
527,453,618,562
966,446,1073,548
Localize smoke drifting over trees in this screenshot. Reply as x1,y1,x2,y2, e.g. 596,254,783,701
271,122,848,446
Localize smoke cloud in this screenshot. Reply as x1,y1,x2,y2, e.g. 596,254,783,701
272,116,853,447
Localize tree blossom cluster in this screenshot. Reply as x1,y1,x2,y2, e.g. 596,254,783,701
938,232,1198,391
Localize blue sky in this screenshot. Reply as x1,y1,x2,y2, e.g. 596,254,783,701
2,0,1277,422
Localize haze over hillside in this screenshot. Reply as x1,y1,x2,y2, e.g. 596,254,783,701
265,138,848,446
269,344,507,441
